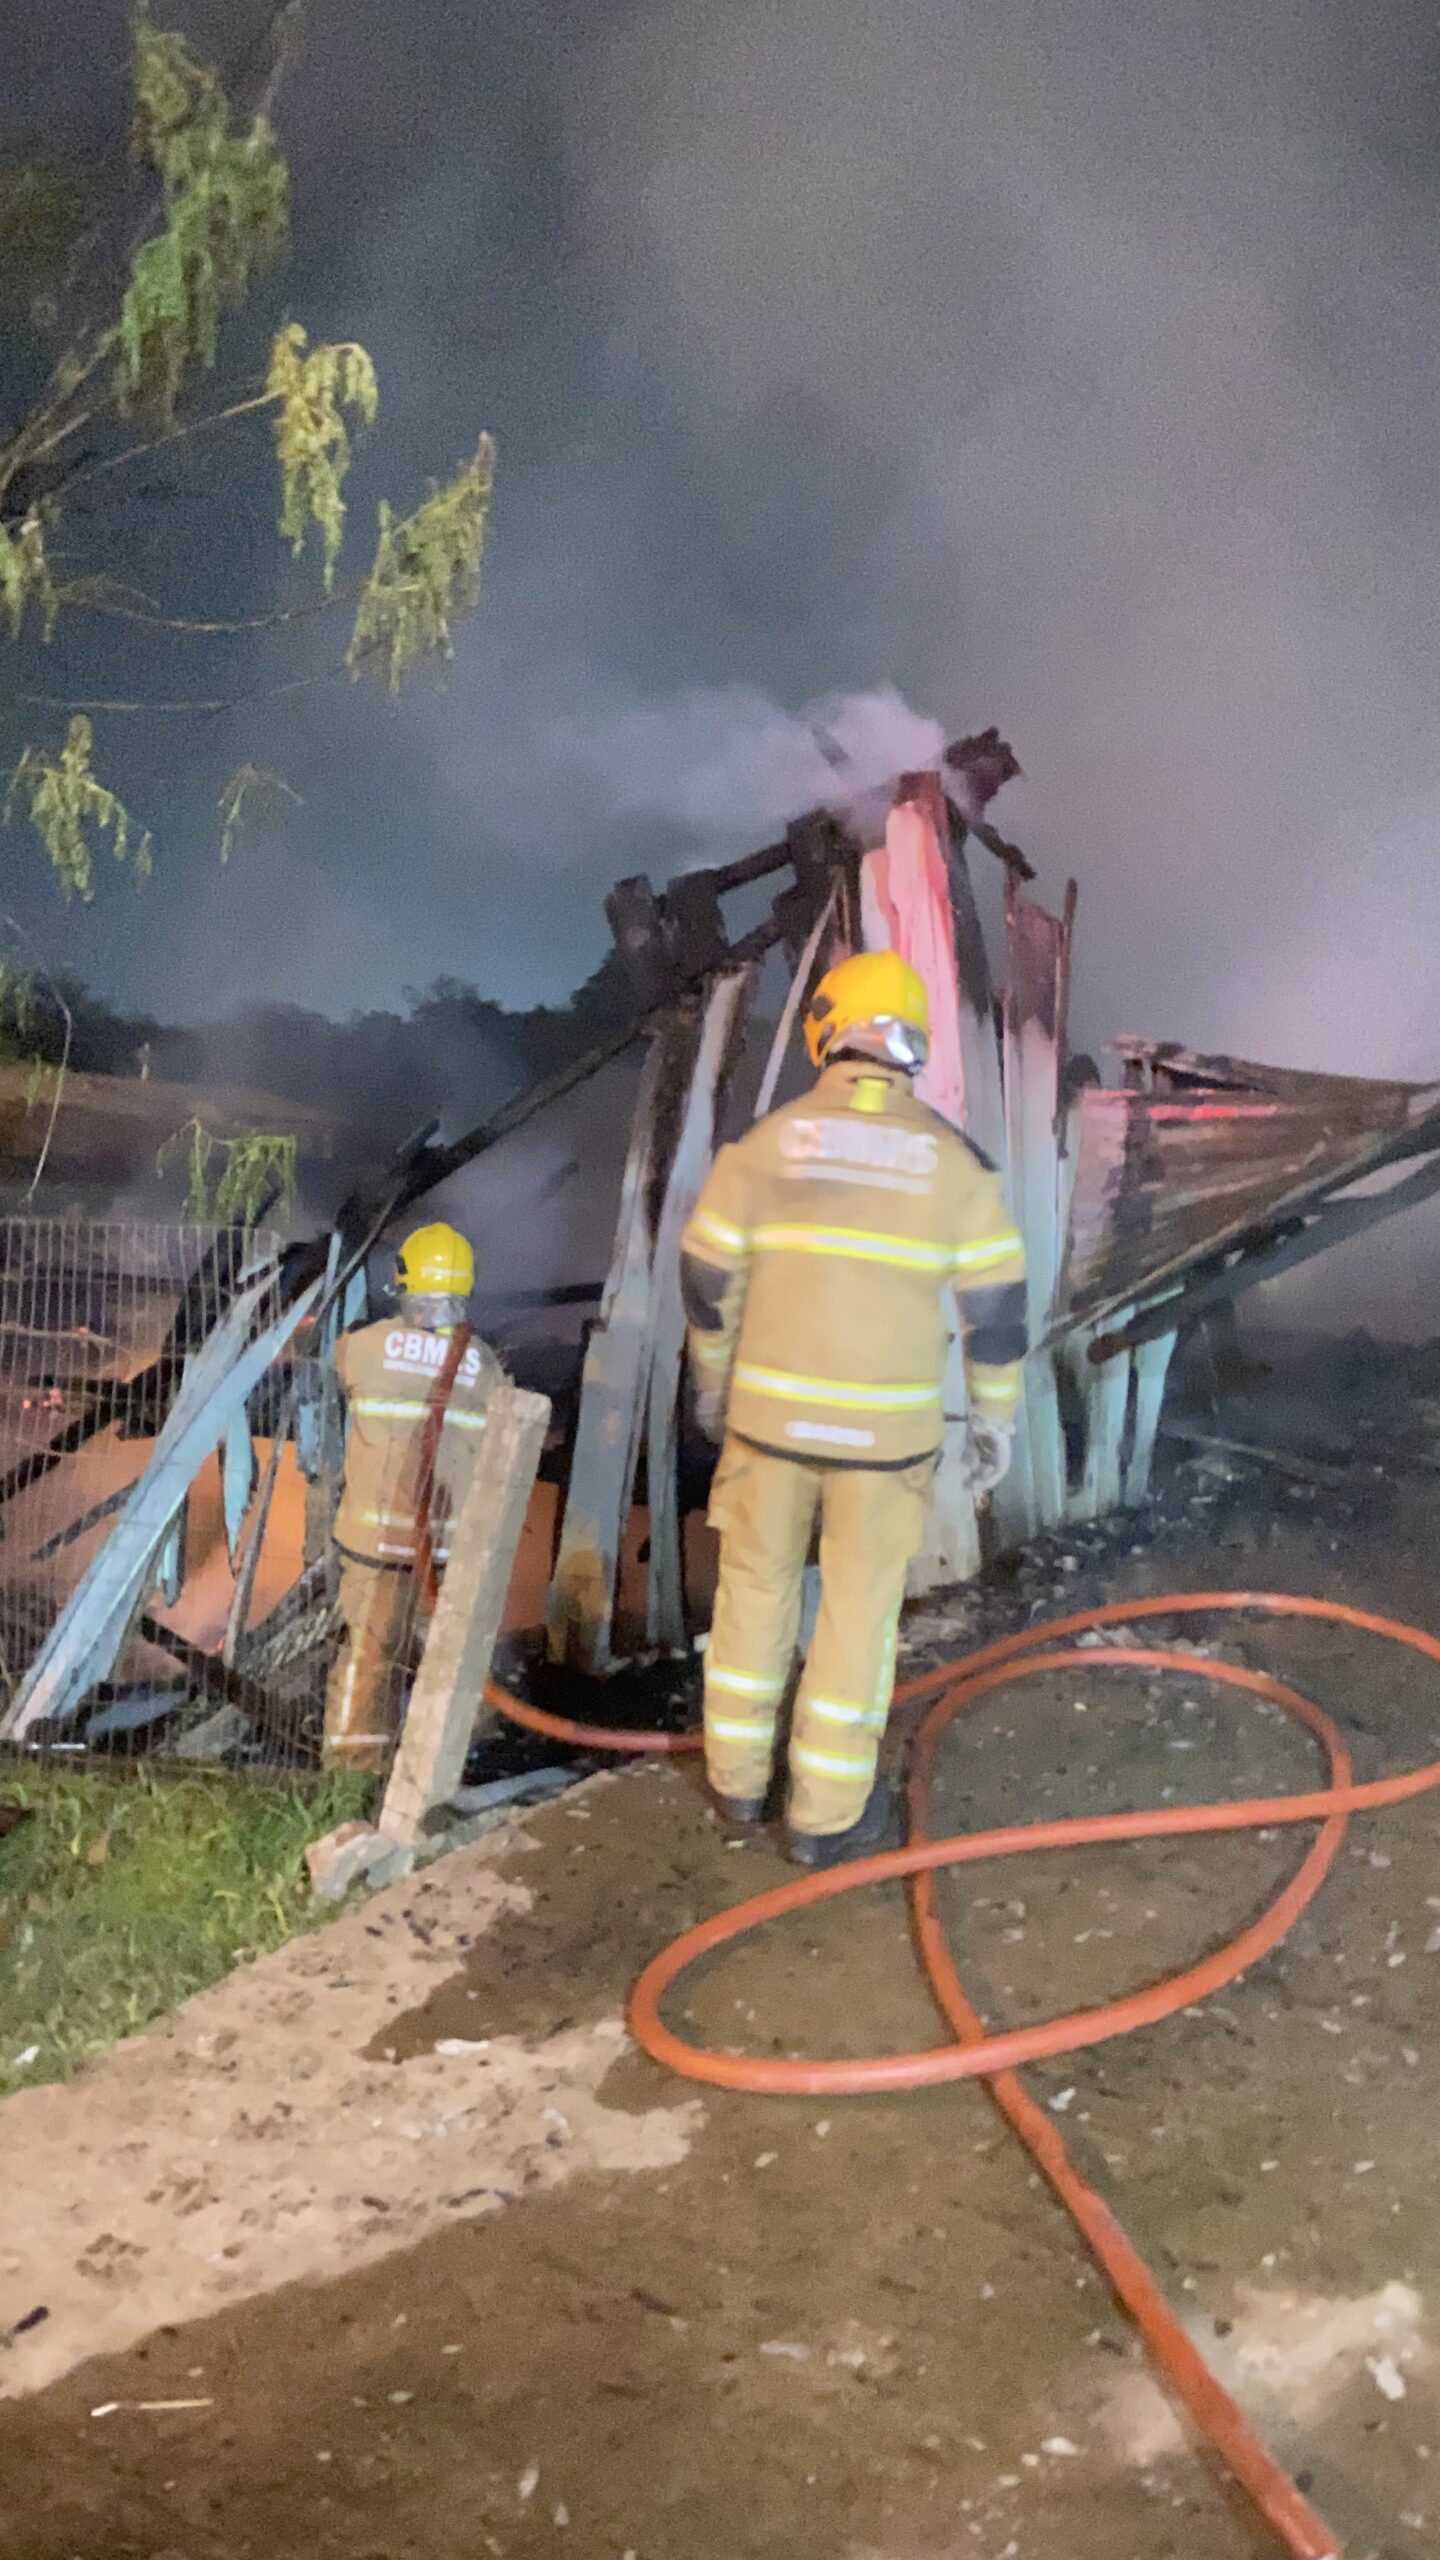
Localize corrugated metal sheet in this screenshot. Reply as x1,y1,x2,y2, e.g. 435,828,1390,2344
1058,1054,1440,1332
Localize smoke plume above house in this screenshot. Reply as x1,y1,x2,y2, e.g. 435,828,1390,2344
351,0,1440,1081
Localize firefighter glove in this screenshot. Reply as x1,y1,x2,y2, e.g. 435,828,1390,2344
965,1417,1015,1495
693,1377,727,1446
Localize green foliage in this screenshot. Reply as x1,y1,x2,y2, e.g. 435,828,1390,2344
157,1117,297,1223
0,1763,375,2094
118,7,289,418
0,13,494,901
3,716,153,900
267,323,378,588
0,508,57,641
217,760,301,865
349,434,496,692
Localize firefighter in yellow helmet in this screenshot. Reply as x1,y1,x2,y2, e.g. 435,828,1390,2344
323,1221,503,1773
680,951,1026,1866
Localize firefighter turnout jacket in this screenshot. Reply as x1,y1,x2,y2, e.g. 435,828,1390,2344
332,1318,503,1566
680,1059,1027,1464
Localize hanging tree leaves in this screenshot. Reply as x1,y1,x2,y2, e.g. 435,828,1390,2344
4,718,153,900
267,323,378,587
216,760,301,864
349,435,496,693
157,1117,297,1224
119,8,289,418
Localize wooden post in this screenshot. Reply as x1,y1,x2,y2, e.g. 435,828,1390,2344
545,1035,667,1670
379,1382,550,1845
944,811,1006,1168
751,891,835,1122
644,970,754,1648
1057,1084,1131,1523
1096,1047,1177,1507
992,879,1072,1546
1124,1324,1179,1508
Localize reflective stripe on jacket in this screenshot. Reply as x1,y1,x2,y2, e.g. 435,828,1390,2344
681,1060,1026,1466
332,1319,503,1563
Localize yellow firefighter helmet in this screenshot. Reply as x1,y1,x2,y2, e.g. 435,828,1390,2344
396,1221,475,1298
803,950,931,1071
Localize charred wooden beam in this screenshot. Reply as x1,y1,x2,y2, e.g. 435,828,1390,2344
664,870,729,979
546,1036,668,1670
644,969,756,1648
960,814,1038,885
606,877,675,1013
1158,1420,1354,1488
710,837,792,894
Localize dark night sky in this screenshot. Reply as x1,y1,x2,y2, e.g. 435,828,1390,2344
5,0,1440,1103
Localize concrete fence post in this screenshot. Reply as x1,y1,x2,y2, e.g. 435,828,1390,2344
379,1382,551,1847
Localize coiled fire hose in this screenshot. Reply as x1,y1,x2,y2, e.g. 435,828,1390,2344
484,1590,1440,2560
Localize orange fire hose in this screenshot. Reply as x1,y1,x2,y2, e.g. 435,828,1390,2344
483,1680,701,1753
488,1590,1440,2559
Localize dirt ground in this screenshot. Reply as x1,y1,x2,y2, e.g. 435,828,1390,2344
5,1375,1440,2560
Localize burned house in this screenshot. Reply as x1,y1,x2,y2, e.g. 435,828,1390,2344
3,728,1440,1772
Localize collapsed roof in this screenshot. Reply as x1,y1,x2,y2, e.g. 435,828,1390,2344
298,722,1440,1389
1059,1042,1440,1358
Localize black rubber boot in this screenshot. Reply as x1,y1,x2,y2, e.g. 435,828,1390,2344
708,1787,767,1837
785,1777,896,1869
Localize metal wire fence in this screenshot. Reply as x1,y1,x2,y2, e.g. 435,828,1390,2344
0,1219,346,1770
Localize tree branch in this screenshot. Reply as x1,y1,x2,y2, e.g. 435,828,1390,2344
0,341,117,509
17,647,374,717
33,386,280,512
53,573,359,635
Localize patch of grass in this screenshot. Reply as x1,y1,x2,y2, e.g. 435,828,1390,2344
0,1762,376,2097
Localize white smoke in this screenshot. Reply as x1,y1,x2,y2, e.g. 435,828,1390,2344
536,682,944,845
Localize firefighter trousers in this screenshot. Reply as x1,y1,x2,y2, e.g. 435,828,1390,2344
703,1436,933,1836
323,1553,419,1775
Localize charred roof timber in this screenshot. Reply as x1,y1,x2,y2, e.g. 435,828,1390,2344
605,811,858,1015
